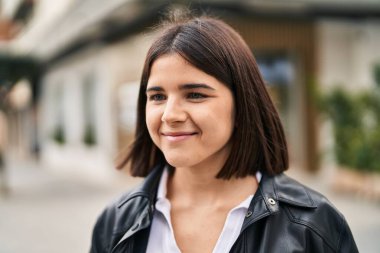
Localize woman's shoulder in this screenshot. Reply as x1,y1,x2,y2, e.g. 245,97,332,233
272,172,345,221
267,172,357,252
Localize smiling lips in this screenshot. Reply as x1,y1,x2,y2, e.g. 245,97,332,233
161,132,198,142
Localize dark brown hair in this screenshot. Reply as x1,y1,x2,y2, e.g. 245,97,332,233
117,15,288,179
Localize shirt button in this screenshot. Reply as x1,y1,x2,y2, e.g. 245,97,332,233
268,198,276,205
246,210,253,217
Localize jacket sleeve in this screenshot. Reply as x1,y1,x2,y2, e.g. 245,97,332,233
337,217,359,253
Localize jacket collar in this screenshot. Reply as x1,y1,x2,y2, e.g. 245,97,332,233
241,171,317,231
117,164,164,209
260,172,317,208
118,166,317,210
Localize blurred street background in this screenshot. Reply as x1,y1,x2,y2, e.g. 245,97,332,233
1,0,380,252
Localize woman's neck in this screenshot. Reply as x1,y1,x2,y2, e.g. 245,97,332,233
167,165,258,208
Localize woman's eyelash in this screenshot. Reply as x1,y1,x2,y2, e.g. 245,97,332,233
148,94,166,101
148,92,208,101
187,92,207,99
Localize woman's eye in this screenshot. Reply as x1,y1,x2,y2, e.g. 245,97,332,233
149,94,166,101
187,93,207,99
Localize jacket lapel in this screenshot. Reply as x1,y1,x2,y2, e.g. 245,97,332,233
111,165,164,253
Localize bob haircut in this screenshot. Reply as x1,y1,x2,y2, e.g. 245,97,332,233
118,15,288,179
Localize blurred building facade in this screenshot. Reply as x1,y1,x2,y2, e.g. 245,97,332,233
2,0,380,180
0,0,38,168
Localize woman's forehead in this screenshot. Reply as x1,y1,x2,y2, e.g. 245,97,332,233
147,54,213,86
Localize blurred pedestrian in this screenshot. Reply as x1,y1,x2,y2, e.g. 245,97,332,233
90,14,358,253
0,110,8,195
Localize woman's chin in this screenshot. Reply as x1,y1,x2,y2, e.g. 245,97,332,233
164,155,195,169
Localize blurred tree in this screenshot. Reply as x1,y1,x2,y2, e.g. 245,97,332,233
319,63,380,172
374,63,380,88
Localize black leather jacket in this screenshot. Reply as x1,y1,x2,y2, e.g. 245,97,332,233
90,166,358,253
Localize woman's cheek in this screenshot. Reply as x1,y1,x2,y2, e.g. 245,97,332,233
146,109,160,141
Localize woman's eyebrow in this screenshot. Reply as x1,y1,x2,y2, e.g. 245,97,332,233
146,83,215,93
146,86,163,93
179,83,215,90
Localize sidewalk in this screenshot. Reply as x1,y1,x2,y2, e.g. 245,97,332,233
0,161,141,253
0,162,379,253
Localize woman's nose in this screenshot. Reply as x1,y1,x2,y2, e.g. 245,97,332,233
161,99,187,123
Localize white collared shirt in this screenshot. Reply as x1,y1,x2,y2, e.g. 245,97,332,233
146,169,261,253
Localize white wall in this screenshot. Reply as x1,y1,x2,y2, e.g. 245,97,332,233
317,19,380,92
39,32,154,180
40,47,115,180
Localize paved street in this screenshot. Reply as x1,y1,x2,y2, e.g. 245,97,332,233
0,161,142,253
0,162,379,253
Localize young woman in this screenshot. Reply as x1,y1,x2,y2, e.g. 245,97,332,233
90,16,358,253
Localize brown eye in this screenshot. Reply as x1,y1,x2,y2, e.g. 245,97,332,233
149,94,166,101
187,92,207,99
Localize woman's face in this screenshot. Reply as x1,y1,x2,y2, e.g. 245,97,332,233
145,53,235,170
